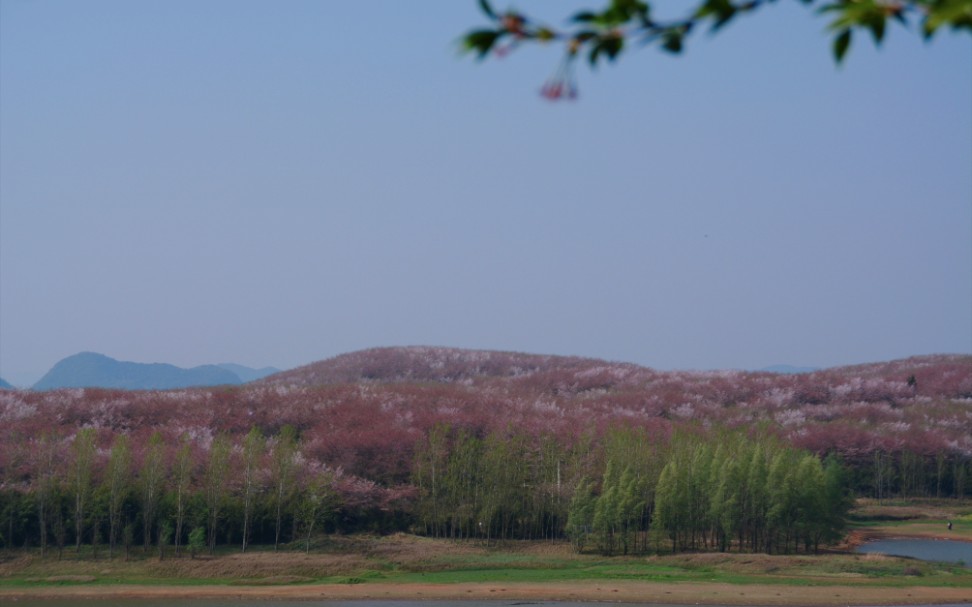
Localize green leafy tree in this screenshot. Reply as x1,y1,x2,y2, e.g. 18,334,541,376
295,469,337,553
463,0,972,99
123,521,135,561
565,476,596,551
1,433,27,551
139,432,167,552
687,443,714,550
476,429,530,543
105,434,132,559
34,433,62,557
240,427,265,553
710,448,742,552
158,520,173,561
188,526,206,559
653,459,681,552
70,428,97,554
204,435,232,554
766,449,799,553
51,487,68,560
171,436,193,557
793,454,827,552
616,465,645,555
444,429,484,540
744,443,769,551
819,454,854,549
601,427,660,553
270,426,298,550
591,461,621,554
413,423,450,538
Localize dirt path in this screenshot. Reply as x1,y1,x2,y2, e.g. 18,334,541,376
3,581,971,605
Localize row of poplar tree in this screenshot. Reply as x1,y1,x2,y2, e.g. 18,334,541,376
1,427,338,558
3,424,853,557
412,426,854,555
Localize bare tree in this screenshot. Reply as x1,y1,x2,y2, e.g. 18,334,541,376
139,432,167,552
241,427,265,553
70,428,97,554
205,435,231,554
105,434,131,559
34,433,61,557
172,436,193,557
270,426,297,551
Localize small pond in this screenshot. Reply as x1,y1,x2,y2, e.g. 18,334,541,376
856,538,972,566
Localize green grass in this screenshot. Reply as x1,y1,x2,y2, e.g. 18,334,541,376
2,555,970,591
379,557,971,588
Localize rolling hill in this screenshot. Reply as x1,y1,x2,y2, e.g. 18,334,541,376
2,346,970,520
258,345,642,387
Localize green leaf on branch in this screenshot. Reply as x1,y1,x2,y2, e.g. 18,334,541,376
463,29,502,58
604,35,624,59
696,0,738,31
866,14,886,44
662,31,684,54
924,0,972,37
588,34,625,65
460,0,972,82
833,29,852,63
478,0,497,19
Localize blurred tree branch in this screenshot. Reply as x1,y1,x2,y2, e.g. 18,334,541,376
462,0,972,99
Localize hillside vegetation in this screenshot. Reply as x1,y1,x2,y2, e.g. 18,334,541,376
0,347,969,557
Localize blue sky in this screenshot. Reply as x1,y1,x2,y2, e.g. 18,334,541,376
1,0,970,386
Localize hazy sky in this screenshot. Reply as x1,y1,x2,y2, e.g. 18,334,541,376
2,1,970,386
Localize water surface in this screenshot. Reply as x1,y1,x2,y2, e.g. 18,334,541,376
856,538,971,566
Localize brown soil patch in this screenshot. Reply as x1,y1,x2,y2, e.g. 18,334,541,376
229,575,314,585
157,551,372,579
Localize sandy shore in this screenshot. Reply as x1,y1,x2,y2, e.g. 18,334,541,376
2,581,971,605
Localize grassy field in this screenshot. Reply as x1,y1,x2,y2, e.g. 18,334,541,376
1,499,970,604
848,498,972,542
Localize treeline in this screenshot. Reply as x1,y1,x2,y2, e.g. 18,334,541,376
0,420,966,558
851,450,970,501
412,425,853,555
608,433,848,555
0,427,344,558
412,425,575,543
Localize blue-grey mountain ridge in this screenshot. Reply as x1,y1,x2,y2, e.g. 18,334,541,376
31,352,279,391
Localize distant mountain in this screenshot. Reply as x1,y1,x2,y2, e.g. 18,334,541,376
0,377,14,389
33,352,244,391
759,364,819,374
216,363,281,383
